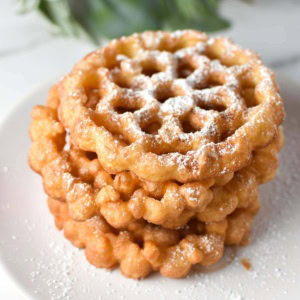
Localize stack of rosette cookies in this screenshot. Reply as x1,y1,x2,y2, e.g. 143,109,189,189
29,30,284,279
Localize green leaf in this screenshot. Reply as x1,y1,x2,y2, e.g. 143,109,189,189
39,0,92,39
18,0,39,13
73,0,159,41
19,0,94,42
162,0,230,32
19,0,232,43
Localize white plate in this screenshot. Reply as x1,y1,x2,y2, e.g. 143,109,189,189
0,74,300,300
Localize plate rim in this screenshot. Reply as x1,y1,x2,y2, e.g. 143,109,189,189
0,77,60,300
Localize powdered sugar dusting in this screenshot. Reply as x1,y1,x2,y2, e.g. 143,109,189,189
64,32,284,181
16,80,298,299
0,34,297,300
91,34,276,154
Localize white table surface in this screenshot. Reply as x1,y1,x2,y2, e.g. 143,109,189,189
0,0,299,299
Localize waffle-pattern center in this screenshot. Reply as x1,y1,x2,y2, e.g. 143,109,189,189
88,42,253,155
60,31,283,182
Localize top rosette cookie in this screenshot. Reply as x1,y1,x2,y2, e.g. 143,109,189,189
58,30,284,183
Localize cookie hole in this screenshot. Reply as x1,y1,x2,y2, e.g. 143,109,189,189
207,78,224,88
85,88,100,109
116,41,140,59
177,64,195,78
204,49,243,67
198,103,227,112
179,219,205,238
115,106,139,114
181,121,198,133
114,77,131,89
142,121,161,135
141,65,161,77
111,71,132,89
159,44,186,53
103,54,121,69
241,76,256,88
85,151,98,160
160,37,199,53
242,87,257,108
155,86,175,103
104,42,139,69
82,72,101,109
134,238,144,248
219,130,234,142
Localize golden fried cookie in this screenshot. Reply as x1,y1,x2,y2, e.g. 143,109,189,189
29,90,282,227
48,197,259,279
58,30,284,183
28,30,285,279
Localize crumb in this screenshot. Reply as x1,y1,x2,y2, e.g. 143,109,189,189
240,258,251,271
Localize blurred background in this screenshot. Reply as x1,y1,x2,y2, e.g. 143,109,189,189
0,0,300,298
